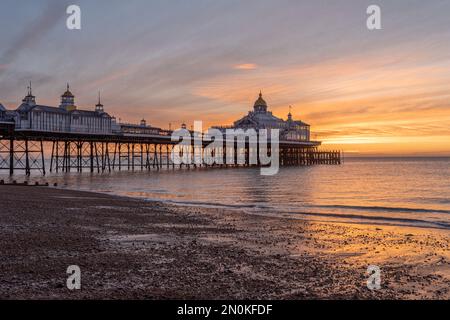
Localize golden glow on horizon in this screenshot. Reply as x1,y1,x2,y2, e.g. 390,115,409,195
187,49,450,156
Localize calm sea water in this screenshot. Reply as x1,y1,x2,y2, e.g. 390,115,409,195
2,158,450,230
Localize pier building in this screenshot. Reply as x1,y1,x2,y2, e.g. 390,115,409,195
14,84,112,134
214,92,310,142
113,118,164,136
0,85,341,175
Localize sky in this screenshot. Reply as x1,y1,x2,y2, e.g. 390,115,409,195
1,0,450,156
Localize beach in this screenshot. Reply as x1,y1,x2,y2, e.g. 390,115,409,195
0,185,449,299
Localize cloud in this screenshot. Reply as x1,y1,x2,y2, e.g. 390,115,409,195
0,0,65,75
233,63,258,70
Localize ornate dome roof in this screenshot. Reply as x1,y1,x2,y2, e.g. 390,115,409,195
254,91,267,107
62,84,74,97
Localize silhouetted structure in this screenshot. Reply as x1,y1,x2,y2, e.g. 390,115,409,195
0,86,340,175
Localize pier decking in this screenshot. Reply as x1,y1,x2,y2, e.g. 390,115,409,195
0,124,341,175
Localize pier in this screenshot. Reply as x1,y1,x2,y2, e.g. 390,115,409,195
0,89,341,176
0,124,340,176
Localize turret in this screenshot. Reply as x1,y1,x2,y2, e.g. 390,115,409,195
60,83,76,111
253,91,268,113
95,92,104,113
287,106,293,122
22,82,36,106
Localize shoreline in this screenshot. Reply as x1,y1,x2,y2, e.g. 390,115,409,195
46,184,450,232
0,185,449,299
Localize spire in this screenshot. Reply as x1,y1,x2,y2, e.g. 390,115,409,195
22,81,36,105
67,83,70,92
287,105,293,121
95,91,104,112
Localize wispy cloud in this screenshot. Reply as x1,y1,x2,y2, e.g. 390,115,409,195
0,0,65,74
233,63,258,70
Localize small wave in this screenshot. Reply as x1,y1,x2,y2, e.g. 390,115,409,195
143,198,272,210
306,204,450,215
149,199,450,230
278,210,450,230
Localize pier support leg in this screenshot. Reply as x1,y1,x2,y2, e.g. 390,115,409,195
50,141,54,173
90,142,94,173
25,139,30,176
9,138,14,175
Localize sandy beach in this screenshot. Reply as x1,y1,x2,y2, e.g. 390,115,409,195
0,185,449,299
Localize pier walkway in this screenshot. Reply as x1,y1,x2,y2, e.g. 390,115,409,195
0,123,341,175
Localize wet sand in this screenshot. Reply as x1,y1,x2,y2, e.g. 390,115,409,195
0,185,449,299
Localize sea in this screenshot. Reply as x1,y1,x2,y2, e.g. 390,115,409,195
2,157,450,230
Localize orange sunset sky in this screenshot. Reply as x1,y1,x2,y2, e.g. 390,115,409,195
1,0,450,156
